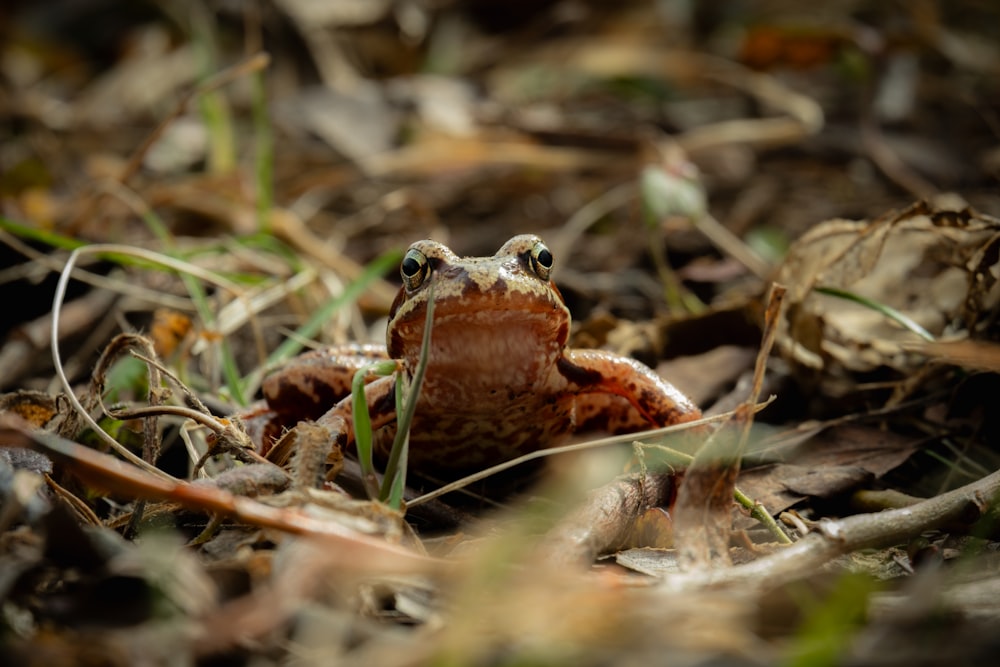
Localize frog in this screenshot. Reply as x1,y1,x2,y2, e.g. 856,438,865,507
259,235,701,480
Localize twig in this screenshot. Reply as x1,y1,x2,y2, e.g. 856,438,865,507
51,250,173,479
658,464,1000,593
692,213,772,280
550,181,637,261
679,55,824,152
50,244,256,478
859,99,937,199
407,407,767,507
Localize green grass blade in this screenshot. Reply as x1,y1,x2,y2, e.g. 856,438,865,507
131,192,248,405
190,4,235,174
815,286,935,342
0,217,87,250
352,360,397,499
380,284,435,507
267,249,402,366
385,373,408,506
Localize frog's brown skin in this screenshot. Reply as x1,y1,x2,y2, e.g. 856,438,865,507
261,235,701,478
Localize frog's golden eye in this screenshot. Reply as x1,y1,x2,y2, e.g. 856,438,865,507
529,241,553,281
401,248,430,291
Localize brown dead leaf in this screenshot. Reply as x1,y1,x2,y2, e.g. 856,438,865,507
736,423,920,517
776,201,1000,392
150,308,193,358
789,423,921,473
672,422,743,568
737,464,871,517
626,507,676,550
781,465,873,497
656,345,758,407
0,390,58,427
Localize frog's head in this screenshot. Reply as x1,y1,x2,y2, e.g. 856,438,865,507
386,235,570,374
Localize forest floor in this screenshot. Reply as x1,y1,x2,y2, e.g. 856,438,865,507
2,1,1000,665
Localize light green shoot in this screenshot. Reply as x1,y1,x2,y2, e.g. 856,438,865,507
352,360,399,499
639,164,706,314
349,285,435,510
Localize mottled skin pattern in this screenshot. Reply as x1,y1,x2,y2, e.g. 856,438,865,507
262,235,701,478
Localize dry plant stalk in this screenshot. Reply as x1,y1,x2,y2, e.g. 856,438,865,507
672,283,786,569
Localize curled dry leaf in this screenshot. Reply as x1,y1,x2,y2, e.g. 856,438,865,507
775,201,1000,391
0,389,58,428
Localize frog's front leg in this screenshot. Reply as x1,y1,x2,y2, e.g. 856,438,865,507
558,350,701,432
265,372,400,471
262,343,389,425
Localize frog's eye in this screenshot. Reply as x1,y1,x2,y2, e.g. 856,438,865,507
529,241,553,281
400,248,430,291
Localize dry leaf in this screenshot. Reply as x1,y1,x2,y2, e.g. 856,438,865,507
736,423,919,517
776,201,1000,388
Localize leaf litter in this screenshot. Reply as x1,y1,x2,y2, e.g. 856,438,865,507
2,2,1000,665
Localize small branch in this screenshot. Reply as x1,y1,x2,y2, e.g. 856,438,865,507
406,409,752,507
658,464,1000,593
51,249,172,479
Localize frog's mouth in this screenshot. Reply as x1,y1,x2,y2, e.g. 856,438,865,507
390,305,568,375
402,312,566,395
388,282,569,355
